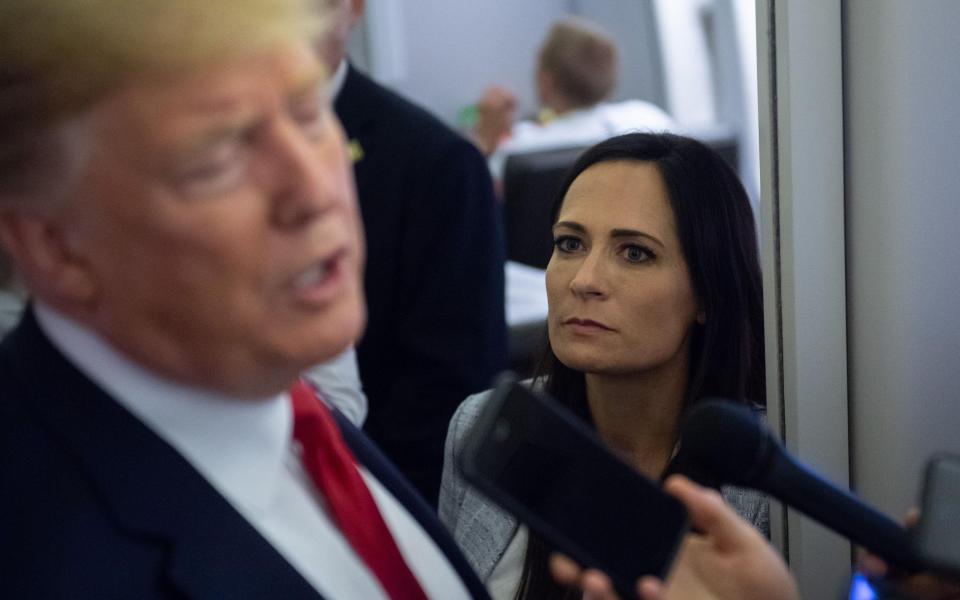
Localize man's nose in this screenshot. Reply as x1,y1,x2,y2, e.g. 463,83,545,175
268,119,344,230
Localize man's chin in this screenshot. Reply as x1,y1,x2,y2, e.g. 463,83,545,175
287,329,364,370
261,304,366,378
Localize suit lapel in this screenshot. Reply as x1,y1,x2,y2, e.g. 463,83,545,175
335,411,491,600
5,310,322,599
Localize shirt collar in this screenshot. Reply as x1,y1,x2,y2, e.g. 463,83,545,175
34,302,291,514
551,104,603,125
329,59,349,102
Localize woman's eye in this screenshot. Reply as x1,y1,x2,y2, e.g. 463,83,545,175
554,236,583,253
622,244,654,263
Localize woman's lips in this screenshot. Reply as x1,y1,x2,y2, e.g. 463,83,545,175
563,317,615,333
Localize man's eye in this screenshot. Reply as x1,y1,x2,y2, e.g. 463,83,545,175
291,102,327,138
176,144,247,196
554,236,583,253
622,244,654,263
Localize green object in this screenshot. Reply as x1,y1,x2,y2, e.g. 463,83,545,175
457,104,478,130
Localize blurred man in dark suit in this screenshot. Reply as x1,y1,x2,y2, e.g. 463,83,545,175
319,0,508,505
0,1,491,597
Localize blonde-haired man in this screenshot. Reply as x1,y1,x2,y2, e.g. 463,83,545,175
475,17,675,180
0,1,486,597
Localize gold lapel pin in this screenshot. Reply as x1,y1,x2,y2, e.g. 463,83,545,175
348,139,364,164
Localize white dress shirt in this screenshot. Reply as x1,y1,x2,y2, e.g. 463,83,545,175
0,289,24,337
328,58,348,102
304,346,368,426
485,525,529,600
489,99,676,180
35,303,471,600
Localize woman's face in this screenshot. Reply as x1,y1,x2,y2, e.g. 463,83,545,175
546,160,701,377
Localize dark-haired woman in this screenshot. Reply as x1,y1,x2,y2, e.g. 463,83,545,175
439,132,768,600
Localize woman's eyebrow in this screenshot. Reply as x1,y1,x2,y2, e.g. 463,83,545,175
610,228,665,248
553,220,586,233
554,221,665,248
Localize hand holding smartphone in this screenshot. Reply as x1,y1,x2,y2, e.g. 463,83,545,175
914,453,960,579
854,454,960,599
457,375,689,598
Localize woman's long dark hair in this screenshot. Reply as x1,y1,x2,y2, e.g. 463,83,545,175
515,132,765,600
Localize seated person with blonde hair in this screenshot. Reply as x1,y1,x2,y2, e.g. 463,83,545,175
475,17,675,181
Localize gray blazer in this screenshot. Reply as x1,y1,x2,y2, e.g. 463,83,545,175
439,389,770,581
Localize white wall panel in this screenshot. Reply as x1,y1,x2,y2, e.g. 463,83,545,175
757,1,851,596
359,0,568,125
845,0,960,517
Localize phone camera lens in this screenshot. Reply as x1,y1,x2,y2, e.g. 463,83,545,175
494,420,511,442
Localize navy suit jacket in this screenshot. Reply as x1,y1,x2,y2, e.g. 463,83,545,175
334,65,507,506
0,309,490,599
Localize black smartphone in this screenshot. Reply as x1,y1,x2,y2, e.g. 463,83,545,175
458,374,688,598
913,453,960,578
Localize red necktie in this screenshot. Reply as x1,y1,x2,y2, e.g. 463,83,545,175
289,379,429,600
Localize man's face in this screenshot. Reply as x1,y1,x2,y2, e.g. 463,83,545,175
57,43,366,396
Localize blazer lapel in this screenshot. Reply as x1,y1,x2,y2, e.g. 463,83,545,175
334,411,492,600
5,310,322,599
454,486,519,581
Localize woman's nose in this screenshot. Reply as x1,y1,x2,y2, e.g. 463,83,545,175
569,253,608,299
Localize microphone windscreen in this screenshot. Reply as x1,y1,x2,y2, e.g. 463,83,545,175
678,399,772,486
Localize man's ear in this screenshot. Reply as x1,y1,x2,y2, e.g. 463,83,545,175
536,69,553,105
349,0,366,25
0,207,97,306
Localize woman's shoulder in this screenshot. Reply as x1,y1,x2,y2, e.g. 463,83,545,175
450,378,540,439
450,389,494,431
720,403,770,536
721,484,770,538
442,384,531,580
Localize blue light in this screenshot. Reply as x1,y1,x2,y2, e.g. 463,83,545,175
849,573,878,600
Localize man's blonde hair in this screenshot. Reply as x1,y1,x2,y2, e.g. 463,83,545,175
0,0,324,198
537,17,618,109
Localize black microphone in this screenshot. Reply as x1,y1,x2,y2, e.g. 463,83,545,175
676,399,920,570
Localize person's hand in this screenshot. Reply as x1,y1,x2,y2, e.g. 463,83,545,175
550,475,798,600
858,509,960,600
550,554,623,600
473,86,516,156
